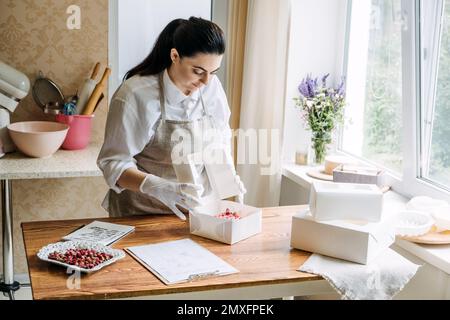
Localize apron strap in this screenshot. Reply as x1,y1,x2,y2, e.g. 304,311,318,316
158,72,167,121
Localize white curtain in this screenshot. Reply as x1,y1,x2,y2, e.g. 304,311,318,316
237,0,291,207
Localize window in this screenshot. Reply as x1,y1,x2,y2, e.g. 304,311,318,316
342,0,450,200
342,0,404,174
420,0,450,191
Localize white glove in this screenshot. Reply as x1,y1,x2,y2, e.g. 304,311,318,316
139,174,203,221
234,175,247,204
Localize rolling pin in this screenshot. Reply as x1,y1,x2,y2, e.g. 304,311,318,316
76,62,101,114
82,67,111,115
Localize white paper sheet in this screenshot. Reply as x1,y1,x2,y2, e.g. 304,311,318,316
62,221,135,246
126,238,239,284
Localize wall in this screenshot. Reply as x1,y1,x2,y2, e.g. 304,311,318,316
282,0,348,164
0,0,109,275
279,0,347,206
279,176,310,206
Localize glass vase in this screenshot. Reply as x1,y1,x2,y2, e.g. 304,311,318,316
310,131,332,165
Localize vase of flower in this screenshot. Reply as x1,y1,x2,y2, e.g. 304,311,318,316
294,73,346,165
311,131,332,165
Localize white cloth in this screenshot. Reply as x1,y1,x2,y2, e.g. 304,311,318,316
97,69,232,194
238,0,290,207
298,249,421,300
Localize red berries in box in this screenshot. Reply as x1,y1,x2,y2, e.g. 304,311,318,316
215,208,241,220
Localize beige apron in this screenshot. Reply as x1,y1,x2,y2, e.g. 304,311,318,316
103,72,220,217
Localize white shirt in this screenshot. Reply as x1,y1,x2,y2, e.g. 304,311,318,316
97,70,232,194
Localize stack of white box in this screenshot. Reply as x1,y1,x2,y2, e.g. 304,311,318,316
290,181,396,264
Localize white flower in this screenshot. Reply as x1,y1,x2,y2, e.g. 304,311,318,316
306,100,313,108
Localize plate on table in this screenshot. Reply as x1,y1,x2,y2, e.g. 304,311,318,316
399,226,450,244
37,240,126,273
306,167,333,181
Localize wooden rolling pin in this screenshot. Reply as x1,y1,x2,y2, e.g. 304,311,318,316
77,62,100,114
82,67,111,115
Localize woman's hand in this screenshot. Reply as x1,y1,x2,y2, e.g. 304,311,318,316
140,174,203,220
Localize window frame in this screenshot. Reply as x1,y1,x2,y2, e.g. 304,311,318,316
340,0,450,202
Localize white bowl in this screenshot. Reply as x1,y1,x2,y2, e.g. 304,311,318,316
395,210,434,237
7,121,69,158
406,196,448,212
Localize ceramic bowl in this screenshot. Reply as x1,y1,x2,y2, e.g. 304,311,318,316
395,210,435,237
7,121,69,158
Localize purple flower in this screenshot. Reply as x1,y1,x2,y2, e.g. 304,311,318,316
295,73,347,130
298,73,345,99
321,73,330,87
336,76,346,96
298,74,319,98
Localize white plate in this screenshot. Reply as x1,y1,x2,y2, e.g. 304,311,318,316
37,240,126,273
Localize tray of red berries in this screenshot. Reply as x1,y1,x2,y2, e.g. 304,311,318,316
37,241,126,273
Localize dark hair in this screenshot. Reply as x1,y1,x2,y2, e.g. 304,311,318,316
124,17,225,80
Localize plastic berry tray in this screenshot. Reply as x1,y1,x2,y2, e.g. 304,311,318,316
37,240,126,273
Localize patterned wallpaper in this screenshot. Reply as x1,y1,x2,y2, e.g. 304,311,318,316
0,0,109,275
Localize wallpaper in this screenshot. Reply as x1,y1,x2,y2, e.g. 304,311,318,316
0,0,109,275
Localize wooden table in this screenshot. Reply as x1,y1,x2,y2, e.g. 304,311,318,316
1,144,102,300
22,205,332,300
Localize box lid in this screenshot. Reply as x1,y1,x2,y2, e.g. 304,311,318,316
294,209,395,238
203,147,241,203
173,147,241,205
334,164,382,176
312,180,382,196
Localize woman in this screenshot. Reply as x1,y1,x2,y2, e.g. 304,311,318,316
98,17,246,219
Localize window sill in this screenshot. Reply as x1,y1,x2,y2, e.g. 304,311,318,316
282,162,450,275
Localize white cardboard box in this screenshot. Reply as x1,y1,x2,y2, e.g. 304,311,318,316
332,164,385,186
310,181,383,222
175,147,262,245
290,210,395,264
190,200,262,245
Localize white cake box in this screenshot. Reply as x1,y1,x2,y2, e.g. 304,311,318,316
310,181,383,222
174,147,262,245
190,200,262,245
291,210,395,264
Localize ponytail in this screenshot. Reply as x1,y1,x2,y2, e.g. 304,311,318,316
124,17,225,80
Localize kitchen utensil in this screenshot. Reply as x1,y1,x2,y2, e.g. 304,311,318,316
82,67,111,115
55,114,94,150
32,71,65,110
62,102,76,115
0,61,30,156
7,121,69,158
92,93,104,114
77,62,100,115
43,101,63,115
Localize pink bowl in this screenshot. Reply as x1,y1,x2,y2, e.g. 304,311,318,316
7,121,69,158
55,114,94,150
